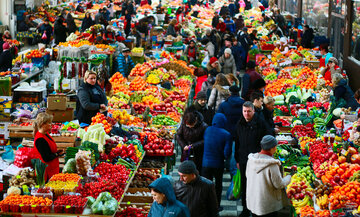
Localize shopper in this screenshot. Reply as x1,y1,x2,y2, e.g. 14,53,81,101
250,91,265,119
174,160,219,217
95,9,104,24
321,57,342,84
0,33,3,54
166,19,178,37
224,16,235,34
81,12,94,32
332,73,360,111
54,16,67,44
176,110,208,172
246,78,266,100
319,44,333,67
268,24,284,38
208,73,231,111
148,178,190,217
201,75,216,99
128,28,142,47
237,27,253,68
246,135,291,217
216,18,226,34
235,101,272,217
116,48,135,77
184,40,198,63
206,57,222,77
245,61,262,83
225,74,239,87
76,70,108,124
301,24,314,48
249,29,259,42
202,113,232,209
0,43,13,71
262,96,279,135
33,113,63,181
218,48,236,75
189,91,214,126
232,39,246,72
201,38,215,58
66,13,77,34
273,9,286,34
212,14,220,29
38,19,53,45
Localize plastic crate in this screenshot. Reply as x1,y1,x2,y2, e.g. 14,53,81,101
31,57,44,67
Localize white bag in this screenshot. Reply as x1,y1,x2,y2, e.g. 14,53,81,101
201,54,210,69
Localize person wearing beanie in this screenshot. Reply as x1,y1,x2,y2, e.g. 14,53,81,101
246,135,291,216
148,178,190,217
217,85,245,177
0,43,13,71
188,90,214,126
206,57,222,77
218,47,236,75
216,18,226,34
235,102,272,217
38,19,53,46
245,78,266,101
174,160,219,217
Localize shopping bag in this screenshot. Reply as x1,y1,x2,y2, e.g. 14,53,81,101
233,169,241,199
201,54,209,68
41,31,47,40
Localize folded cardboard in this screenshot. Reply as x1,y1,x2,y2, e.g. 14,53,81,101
47,94,67,110
46,108,74,122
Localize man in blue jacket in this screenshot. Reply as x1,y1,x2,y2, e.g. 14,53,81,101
148,178,190,217
202,113,232,210
116,48,135,77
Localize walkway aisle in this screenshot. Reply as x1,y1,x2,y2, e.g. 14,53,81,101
170,155,242,217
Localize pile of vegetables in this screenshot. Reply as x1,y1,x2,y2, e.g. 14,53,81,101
9,169,36,188
88,192,118,215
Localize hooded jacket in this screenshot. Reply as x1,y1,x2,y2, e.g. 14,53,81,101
148,178,190,217
246,153,291,215
208,85,230,111
334,79,360,111
189,102,214,126
218,54,236,75
174,176,219,217
234,113,272,164
202,113,232,168
217,94,245,137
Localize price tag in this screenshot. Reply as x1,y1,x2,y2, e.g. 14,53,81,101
16,175,21,179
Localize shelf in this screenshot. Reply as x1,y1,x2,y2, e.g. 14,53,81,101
12,69,43,89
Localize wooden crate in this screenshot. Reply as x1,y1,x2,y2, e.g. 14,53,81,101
120,203,152,213
123,188,153,203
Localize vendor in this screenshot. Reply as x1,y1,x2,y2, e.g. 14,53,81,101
0,43,13,71
320,57,342,83
332,73,360,111
77,70,108,124
54,16,68,44
268,24,284,38
103,25,116,44
165,19,177,37
33,113,63,181
184,40,198,63
81,13,94,32
116,48,135,77
278,37,289,55
319,44,333,68
3,30,12,40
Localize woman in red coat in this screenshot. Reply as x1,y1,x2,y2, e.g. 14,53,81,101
33,113,63,181
216,18,226,33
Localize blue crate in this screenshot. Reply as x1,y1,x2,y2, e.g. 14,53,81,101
31,57,44,67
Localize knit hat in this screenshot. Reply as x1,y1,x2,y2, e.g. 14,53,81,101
209,57,218,65
122,48,130,53
328,57,338,65
252,78,266,90
225,48,232,55
178,160,197,174
219,18,224,22
2,43,10,50
196,91,207,100
229,85,240,94
260,135,278,150
205,28,211,35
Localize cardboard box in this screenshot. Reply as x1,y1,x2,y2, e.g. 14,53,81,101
0,108,11,122
66,101,77,110
47,95,67,110
0,77,12,96
46,108,74,122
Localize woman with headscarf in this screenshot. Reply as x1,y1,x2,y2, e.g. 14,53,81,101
332,73,359,111
66,13,77,33
208,73,231,111
184,40,198,63
54,16,68,44
81,12,94,32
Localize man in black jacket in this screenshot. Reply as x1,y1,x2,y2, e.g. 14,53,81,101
174,160,219,217
235,101,272,217
188,91,214,126
0,43,13,71
301,25,314,48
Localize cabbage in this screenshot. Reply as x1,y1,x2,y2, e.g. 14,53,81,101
91,201,103,214
102,198,118,215
63,158,76,173
87,196,95,206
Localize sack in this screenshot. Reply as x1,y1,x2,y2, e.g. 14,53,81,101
41,31,48,40
233,169,241,199
201,54,210,68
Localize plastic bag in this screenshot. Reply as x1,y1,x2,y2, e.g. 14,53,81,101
97,192,112,202
75,150,92,176
2,145,15,163
87,196,96,207
41,31,47,40
13,147,38,167
63,158,77,173
233,169,241,199
91,201,103,214
102,198,118,215
226,181,236,200
201,54,209,68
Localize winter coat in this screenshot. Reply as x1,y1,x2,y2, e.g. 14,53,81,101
320,65,342,83
208,85,230,111
237,31,253,52
174,176,219,217
189,102,215,126
148,178,190,217
184,46,198,62
246,153,291,215
262,107,275,136
0,50,13,71
219,6,229,16
212,16,219,29
202,113,232,168
176,111,208,165
166,25,177,37
217,94,245,137
205,41,215,57
39,23,53,44
201,80,214,99
95,13,103,24
218,54,236,75
224,20,235,33
66,14,77,33
216,22,226,33
228,3,236,17
54,18,67,44
232,44,246,71
301,28,314,48
334,79,360,111
234,113,272,164
116,54,135,77
81,17,94,32
246,68,262,83
238,73,251,99
76,83,108,124
206,62,222,77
